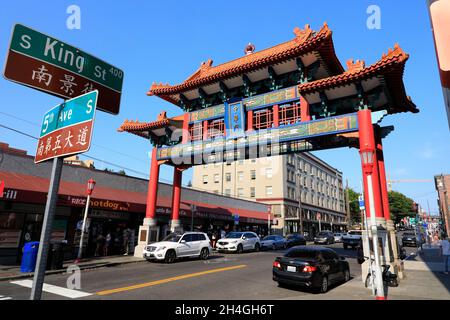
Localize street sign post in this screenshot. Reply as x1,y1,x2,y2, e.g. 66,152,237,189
3,24,123,115
358,195,365,210
31,91,98,300
234,214,240,226
34,90,98,163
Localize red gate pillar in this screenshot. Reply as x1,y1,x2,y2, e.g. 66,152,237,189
171,167,183,232
135,147,161,257
375,130,391,222
145,147,160,224
300,96,311,122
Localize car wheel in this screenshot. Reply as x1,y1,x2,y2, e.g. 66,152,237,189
164,250,176,264
200,248,209,260
255,243,260,252
319,276,329,293
343,269,350,282
237,244,243,254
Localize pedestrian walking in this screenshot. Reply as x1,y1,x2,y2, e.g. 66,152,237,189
211,231,217,249
123,227,131,256
104,232,111,256
439,236,450,275
94,233,105,257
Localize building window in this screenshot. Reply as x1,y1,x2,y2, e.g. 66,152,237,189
251,170,256,180
266,168,273,179
226,173,231,182
279,103,301,125
253,108,273,130
225,189,231,197
214,174,220,183
265,186,273,196
189,122,203,141
203,175,208,184
237,188,244,197
238,171,244,182
206,119,225,139
250,187,256,198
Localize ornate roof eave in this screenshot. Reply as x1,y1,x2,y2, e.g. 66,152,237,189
298,44,419,114
147,22,344,99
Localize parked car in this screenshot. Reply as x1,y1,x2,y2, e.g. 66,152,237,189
333,233,345,243
143,232,211,263
402,232,421,247
216,231,260,253
314,231,335,245
272,246,350,293
261,235,287,250
286,234,307,247
342,230,362,249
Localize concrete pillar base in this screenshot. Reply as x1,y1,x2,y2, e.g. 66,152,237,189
134,222,160,258
170,220,183,233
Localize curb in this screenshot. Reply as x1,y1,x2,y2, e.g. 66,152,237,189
0,259,146,282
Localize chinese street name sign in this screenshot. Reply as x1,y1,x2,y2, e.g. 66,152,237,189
35,90,98,163
3,24,123,115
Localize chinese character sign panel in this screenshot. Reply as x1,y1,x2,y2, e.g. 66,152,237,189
35,91,98,163
225,101,245,138
3,24,123,114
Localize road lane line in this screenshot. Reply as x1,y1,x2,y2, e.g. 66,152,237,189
10,280,92,299
96,264,247,296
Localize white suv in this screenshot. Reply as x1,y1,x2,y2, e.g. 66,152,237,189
143,232,212,263
216,231,261,253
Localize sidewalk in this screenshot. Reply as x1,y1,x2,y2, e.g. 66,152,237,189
289,244,450,300
0,255,146,282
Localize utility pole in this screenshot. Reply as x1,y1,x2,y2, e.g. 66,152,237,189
345,179,351,230
296,170,304,235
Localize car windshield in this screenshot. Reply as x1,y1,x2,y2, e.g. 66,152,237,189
226,232,243,239
318,232,329,236
287,234,298,239
349,231,362,235
162,233,182,242
285,249,317,259
263,236,274,240
404,233,416,237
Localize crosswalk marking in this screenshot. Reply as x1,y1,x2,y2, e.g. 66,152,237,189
0,295,12,300
10,280,92,299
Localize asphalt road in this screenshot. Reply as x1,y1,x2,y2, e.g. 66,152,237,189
0,243,367,300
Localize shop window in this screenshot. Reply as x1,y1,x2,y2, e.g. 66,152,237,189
279,103,301,126
189,122,203,141
206,119,225,140
253,108,273,130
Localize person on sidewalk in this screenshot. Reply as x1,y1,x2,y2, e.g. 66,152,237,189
104,232,111,256
94,233,105,257
122,227,131,256
439,236,450,275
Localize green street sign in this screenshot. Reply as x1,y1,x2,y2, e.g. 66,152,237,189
4,24,123,115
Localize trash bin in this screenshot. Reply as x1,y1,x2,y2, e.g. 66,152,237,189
20,242,40,273
47,241,66,270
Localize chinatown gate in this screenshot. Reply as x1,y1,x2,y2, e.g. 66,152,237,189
119,24,418,282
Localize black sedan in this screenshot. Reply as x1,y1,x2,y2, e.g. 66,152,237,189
402,232,421,247
286,234,307,247
273,246,350,293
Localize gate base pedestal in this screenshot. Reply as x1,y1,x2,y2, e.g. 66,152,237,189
134,218,160,258
170,219,183,234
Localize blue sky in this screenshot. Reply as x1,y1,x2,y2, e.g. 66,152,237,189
0,1,448,215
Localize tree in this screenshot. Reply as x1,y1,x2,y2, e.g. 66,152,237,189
388,191,415,223
346,187,362,224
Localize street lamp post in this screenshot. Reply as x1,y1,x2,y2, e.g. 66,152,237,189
360,147,385,300
296,170,304,236
75,178,96,263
